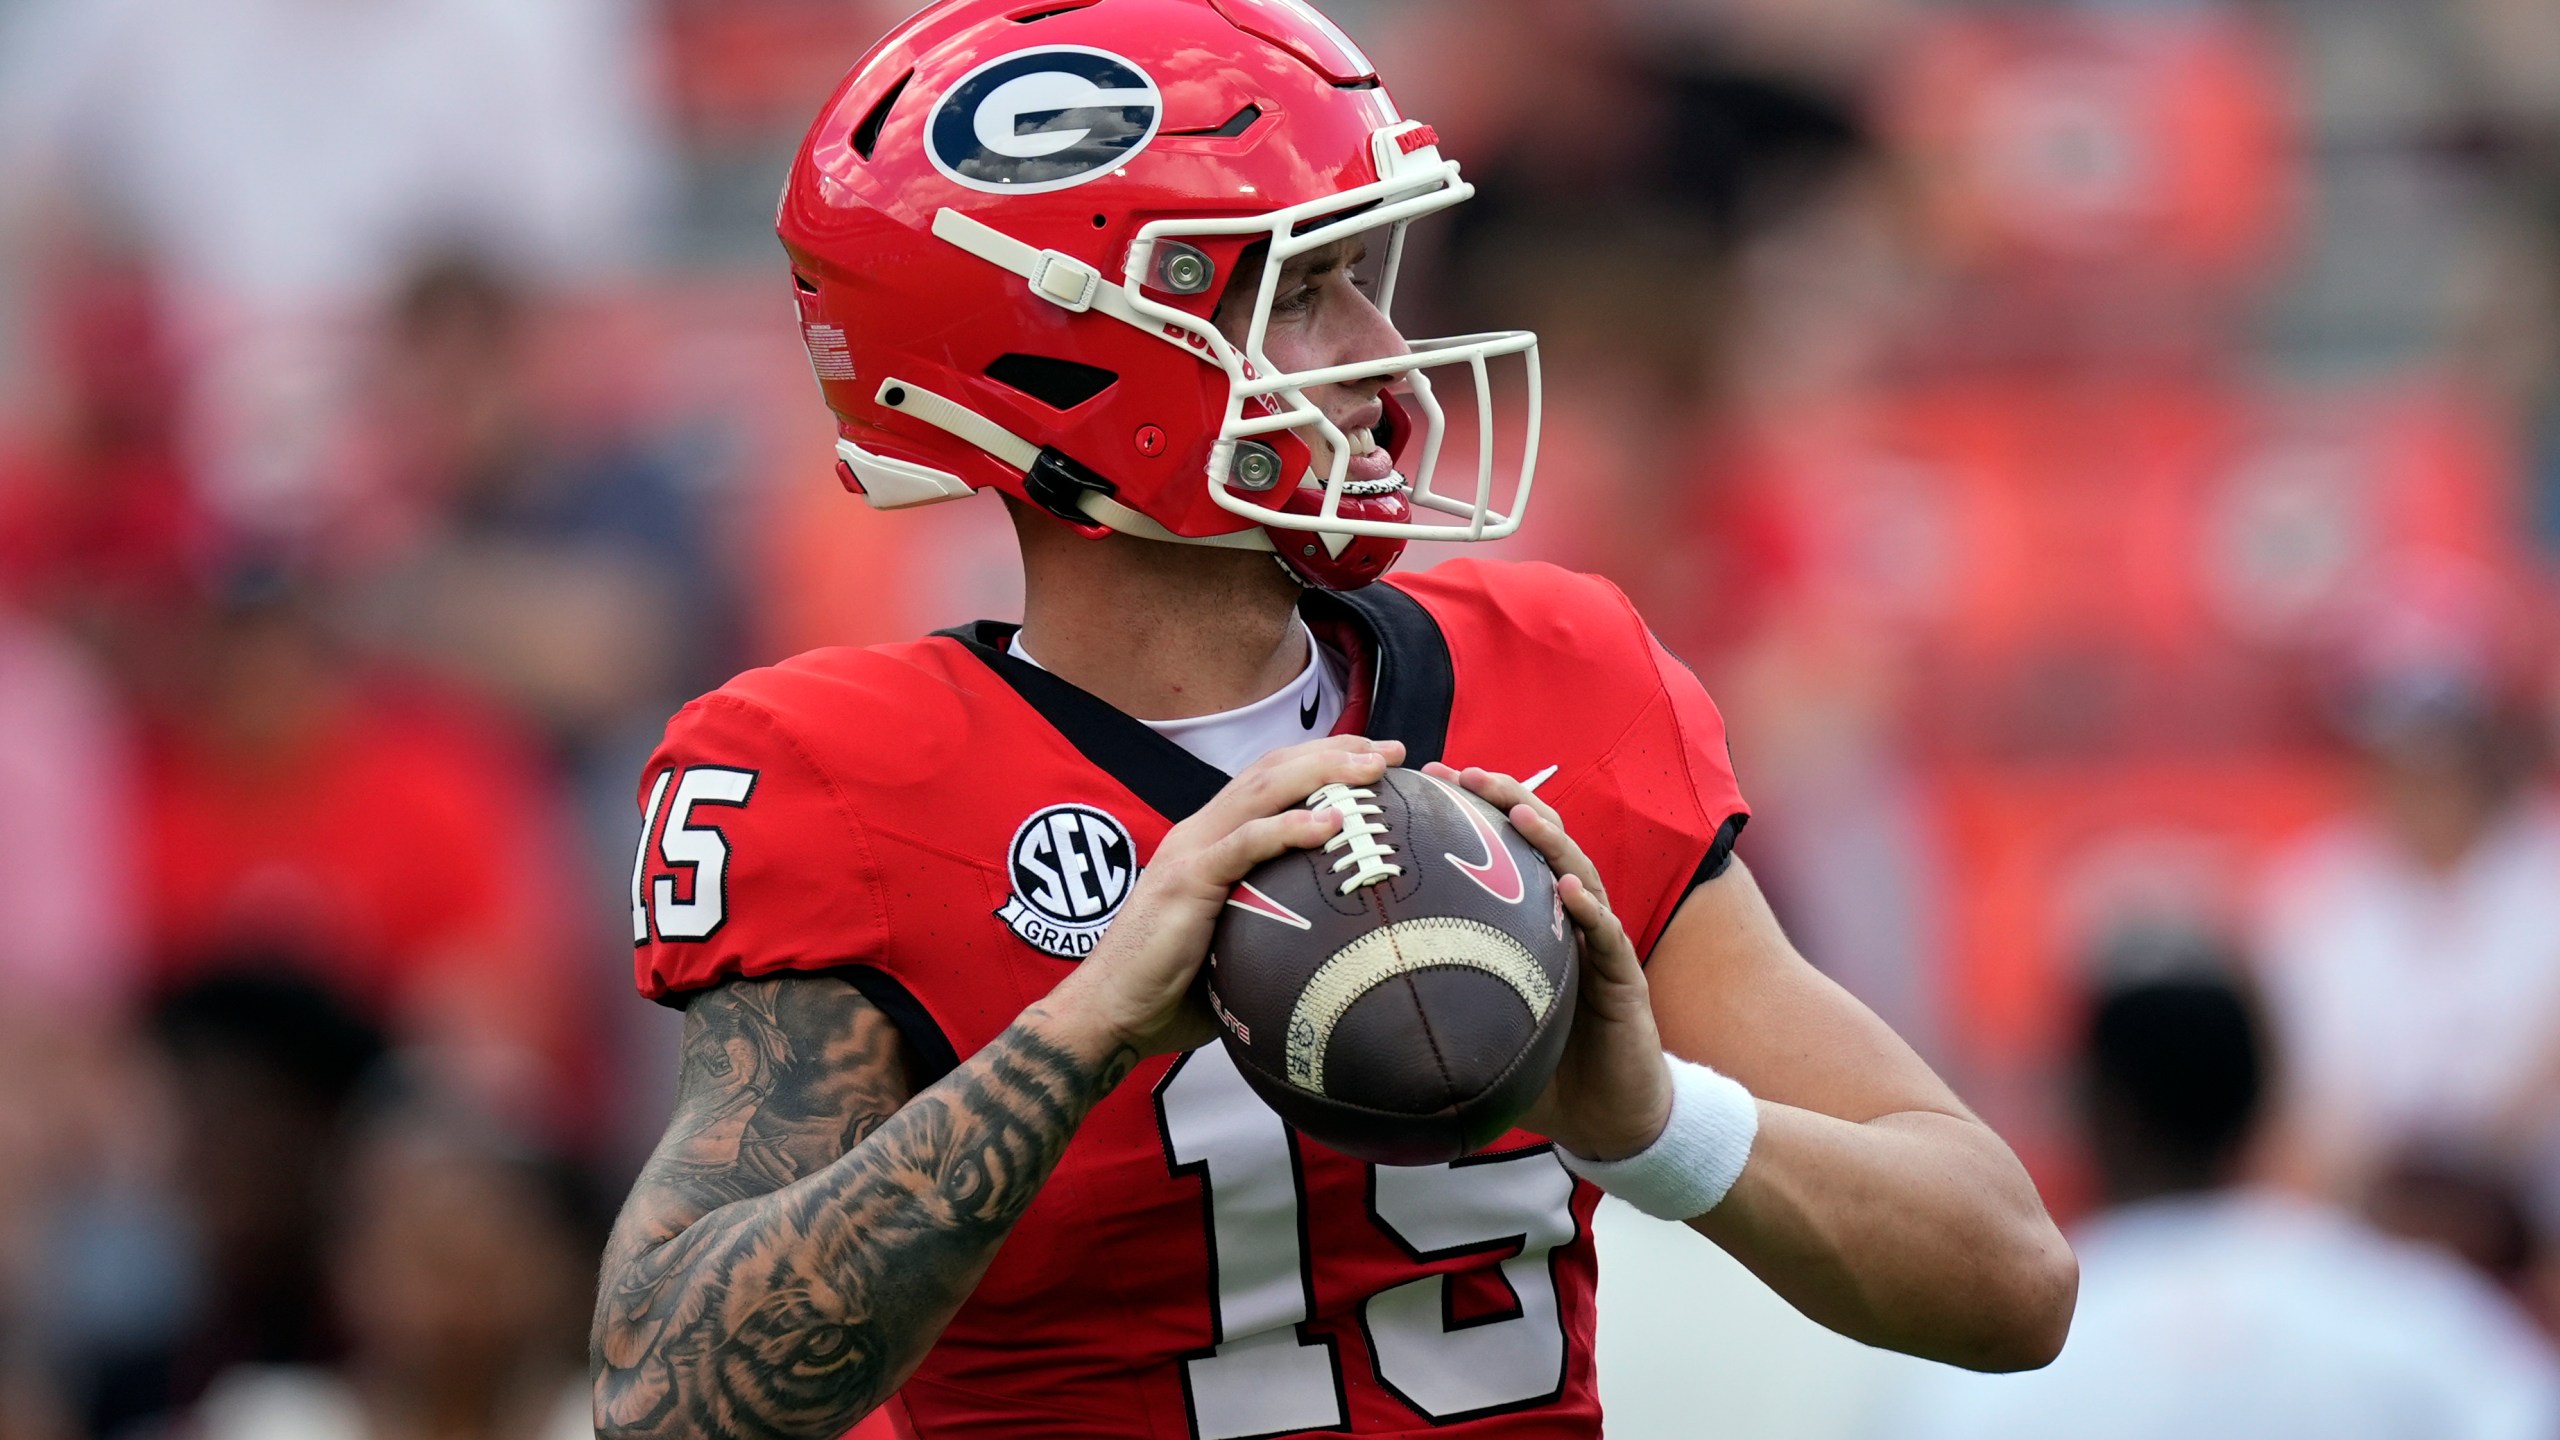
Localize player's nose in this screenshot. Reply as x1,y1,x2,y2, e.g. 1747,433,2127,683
1323,282,1410,390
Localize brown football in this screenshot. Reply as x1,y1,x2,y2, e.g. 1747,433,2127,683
1205,766,1579,1166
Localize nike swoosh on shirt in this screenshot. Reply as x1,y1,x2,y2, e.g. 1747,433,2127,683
1300,689,1321,730
1420,771,1526,905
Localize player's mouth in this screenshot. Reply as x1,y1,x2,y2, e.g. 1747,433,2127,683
1310,410,1401,491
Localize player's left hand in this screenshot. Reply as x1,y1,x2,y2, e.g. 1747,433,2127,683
1426,763,1674,1163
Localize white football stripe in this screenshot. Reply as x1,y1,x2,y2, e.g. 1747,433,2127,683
1284,917,1554,1093
1226,880,1313,931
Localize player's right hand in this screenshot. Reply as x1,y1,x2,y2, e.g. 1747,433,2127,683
1055,736,1407,1059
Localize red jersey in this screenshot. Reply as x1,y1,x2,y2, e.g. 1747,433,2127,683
631,559,1749,1439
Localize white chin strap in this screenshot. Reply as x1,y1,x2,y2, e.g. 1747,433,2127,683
847,377,1273,553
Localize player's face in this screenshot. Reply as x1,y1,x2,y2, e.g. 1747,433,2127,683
1216,235,1409,488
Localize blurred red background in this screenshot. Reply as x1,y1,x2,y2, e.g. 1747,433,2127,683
6,0,2560,1436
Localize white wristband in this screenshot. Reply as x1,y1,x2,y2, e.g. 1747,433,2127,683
1557,1056,1759,1220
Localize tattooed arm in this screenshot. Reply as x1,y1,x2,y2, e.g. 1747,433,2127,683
591,976,1136,1438
591,736,1403,1440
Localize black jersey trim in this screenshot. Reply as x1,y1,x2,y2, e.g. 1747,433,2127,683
1651,814,1750,961
936,621,1232,822
840,964,962,1090
1689,812,1749,891
1304,581,1455,767
659,964,960,1091
933,584,1457,823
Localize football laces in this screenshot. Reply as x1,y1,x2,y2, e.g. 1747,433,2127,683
1309,782,1402,895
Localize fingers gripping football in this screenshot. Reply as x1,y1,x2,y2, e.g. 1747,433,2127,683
1178,738,1408,900
1430,765,1638,990
1435,764,1610,909
1191,737,1407,846
1058,739,1406,1058
1428,763,1673,1162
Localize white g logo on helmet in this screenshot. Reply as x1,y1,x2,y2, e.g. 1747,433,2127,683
928,46,1164,195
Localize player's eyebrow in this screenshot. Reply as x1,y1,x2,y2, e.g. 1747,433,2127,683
1277,239,1369,288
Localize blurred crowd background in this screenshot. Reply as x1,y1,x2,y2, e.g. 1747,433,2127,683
4,0,2560,1436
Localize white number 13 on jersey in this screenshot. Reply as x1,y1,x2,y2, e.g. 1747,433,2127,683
1156,1046,1579,1439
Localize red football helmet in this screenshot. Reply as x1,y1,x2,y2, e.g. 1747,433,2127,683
779,0,1543,590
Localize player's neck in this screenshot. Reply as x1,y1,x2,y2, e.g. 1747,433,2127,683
1011,500,1309,723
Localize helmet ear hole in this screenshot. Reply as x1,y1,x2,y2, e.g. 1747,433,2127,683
985,354,1120,410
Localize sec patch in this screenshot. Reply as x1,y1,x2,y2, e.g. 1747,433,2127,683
997,804,1139,959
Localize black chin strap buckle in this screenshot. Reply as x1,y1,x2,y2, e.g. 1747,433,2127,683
1025,447,1118,528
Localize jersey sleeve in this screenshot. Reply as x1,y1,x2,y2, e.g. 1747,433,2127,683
1594,624,1751,958
1407,558,1754,960
1648,629,1751,883
628,691,892,1005
1533,568,1747,959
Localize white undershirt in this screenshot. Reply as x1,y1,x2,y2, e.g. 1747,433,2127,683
1008,621,1349,777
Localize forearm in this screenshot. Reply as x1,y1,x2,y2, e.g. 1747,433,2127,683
1689,1105,2075,1372
592,1002,1137,1440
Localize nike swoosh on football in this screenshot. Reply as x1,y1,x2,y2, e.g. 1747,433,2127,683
1226,880,1312,930
1421,772,1526,905
1300,689,1321,730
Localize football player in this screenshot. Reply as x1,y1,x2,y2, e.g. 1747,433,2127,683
593,2,2076,1437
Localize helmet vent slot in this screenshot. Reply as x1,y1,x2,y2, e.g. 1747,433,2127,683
986,354,1120,411
1290,198,1382,237
793,272,821,295
1166,104,1264,139
852,71,912,160
1011,1,1101,21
